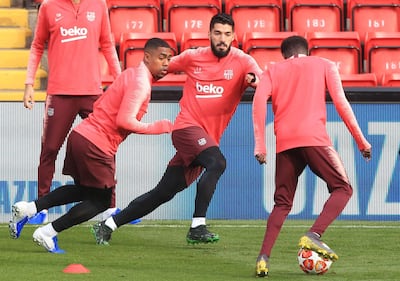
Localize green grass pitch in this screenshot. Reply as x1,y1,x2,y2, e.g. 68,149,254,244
0,220,399,281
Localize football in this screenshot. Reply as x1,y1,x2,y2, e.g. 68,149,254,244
297,248,332,274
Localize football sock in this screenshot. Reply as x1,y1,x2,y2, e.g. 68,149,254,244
41,223,58,237
27,201,38,217
105,217,117,231
191,217,206,228
312,232,321,238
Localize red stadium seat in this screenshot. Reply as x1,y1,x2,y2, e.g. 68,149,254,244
381,73,400,87
364,32,400,84
224,0,282,46
347,0,400,43
98,49,115,87
306,31,361,74
163,0,222,44
340,73,378,87
107,0,161,45
242,32,298,70
119,32,178,69
286,0,344,35
180,32,238,52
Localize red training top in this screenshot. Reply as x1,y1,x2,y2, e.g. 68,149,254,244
253,55,371,156
168,46,262,144
25,0,121,95
74,62,170,156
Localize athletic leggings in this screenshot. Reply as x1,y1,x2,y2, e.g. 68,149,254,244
113,146,226,227
35,184,112,233
260,146,353,257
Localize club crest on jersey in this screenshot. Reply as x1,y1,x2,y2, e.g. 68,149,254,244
224,69,233,80
47,108,54,117
86,11,95,22
198,138,207,146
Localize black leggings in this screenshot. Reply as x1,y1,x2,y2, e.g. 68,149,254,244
35,184,112,232
114,146,226,227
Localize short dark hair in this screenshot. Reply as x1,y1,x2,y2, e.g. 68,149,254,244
144,38,171,51
209,13,234,31
280,35,308,59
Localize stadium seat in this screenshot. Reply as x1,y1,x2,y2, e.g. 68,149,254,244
381,73,400,87
340,73,378,87
242,32,298,70
107,0,161,46
347,0,400,43
306,31,361,74
119,32,178,69
286,0,344,35
98,49,115,87
224,0,282,46
180,32,238,52
364,32,400,83
163,0,222,44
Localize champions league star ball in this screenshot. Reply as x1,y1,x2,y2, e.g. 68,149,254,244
297,248,332,275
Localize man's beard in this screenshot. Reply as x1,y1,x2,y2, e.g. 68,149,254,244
211,43,231,58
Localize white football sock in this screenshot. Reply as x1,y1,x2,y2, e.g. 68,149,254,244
27,201,38,217
191,217,206,228
105,217,117,231
41,223,58,237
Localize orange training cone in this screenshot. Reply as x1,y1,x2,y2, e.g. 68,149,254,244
63,263,90,274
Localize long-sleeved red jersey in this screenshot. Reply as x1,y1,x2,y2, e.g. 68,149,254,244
168,46,263,144
253,55,371,156
25,0,121,95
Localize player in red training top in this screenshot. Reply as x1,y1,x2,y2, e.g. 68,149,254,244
252,35,372,277
91,13,263,245
10,38,173,253
22,0,122,224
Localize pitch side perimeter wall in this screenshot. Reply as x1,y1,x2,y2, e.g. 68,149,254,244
0,97,399,222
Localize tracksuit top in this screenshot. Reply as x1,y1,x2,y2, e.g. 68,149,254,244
253,55,371,156
25,0,121,94
74,62,160,156
168,46,263,144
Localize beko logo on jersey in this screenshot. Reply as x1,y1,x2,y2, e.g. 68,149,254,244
60,26,88,43
196,82,224,98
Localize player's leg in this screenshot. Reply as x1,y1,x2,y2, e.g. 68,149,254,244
38,95,80,198
298,146,351,261
10,100,79,239
33,185,112,253
186,146,226,244
169,126,224,244
77,95,117,218
92,164,188,245
256,148,306,277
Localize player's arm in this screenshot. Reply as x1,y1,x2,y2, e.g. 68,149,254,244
24,2,49,109
252,71,272,164
244,54,263,88
116,75,172,134
326,62,371,161
99,0,121,78
167,49,192,74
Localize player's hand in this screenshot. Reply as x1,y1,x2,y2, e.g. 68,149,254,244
155,119,173,134
255,153,267,165
23,84,35,110
361,147,371,161
246,72,257,85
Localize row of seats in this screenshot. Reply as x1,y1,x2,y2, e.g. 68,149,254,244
104,0,400,48
100,30,400,87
